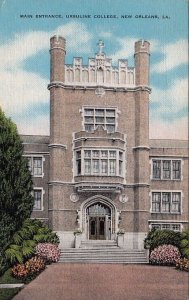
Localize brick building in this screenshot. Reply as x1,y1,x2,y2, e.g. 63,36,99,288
22,36,188,250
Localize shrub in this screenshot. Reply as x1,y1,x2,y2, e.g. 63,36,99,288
12,264,29,279
35,243,60,263
176,258,189,272
12,256,46,280
150,244,181,266
0,109,34,259
179,229,189,258
25,256,46,274
2,219,60,271
144,228,181,252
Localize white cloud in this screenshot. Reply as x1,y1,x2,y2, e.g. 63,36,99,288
150,117,188,140
100,31,112,38
16,114,49,136
150,78,188,140
150,78,188,116
0,21,93,71
110,37,158,63
152,39,188,73
110,37,138,62
0,70,49,116
0,21,92,123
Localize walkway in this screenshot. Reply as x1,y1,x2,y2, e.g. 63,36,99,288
13,264,188,300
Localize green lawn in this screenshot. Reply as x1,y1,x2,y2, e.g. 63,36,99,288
0,288,21,300
0,269,23,284
0,269,23,300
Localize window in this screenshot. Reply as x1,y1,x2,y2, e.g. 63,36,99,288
172,161,181,179
26,156,43,177
33,189,43,211
75,149,124,176
151,223,181,232
152,193,161,212
152,159,181,180
162,161,171,179
76,151,81,175
151,192,181,214
84,108,116,133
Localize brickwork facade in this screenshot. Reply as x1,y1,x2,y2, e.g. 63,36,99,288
21,36,188,249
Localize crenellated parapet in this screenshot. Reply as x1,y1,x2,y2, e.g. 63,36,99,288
65,40,135,87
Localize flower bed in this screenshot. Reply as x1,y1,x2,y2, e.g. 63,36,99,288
150,244,181,266
12,256,46,281
35,243,60,263
176,258,189,272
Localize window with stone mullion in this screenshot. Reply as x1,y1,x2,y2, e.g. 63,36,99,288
153,160,161,179
172,160,181,179
162,192,171,212
152,192,161,212
33,190,42,210
162,161,171,179
171,192,181,213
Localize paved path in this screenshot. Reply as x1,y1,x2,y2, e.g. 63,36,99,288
13,264,189,300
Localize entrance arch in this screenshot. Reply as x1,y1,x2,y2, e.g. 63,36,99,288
81,195,117,240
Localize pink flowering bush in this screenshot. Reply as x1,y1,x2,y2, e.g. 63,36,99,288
35,243,60,263
176,258,189,272
150,244,181,266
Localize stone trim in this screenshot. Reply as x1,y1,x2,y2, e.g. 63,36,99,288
48,143,67,149
133,146,150,151
48,81,151,93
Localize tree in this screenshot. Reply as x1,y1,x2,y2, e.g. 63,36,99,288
0,108,34,257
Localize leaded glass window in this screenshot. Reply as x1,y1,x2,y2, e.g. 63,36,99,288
84,108,116,132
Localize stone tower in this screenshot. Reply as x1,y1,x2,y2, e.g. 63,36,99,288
48,36,151,249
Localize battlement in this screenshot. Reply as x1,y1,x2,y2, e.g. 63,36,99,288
65,40,135,87
50,37,150,87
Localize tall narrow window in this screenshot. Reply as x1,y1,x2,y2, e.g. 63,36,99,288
162,193,171,212
153,160,161,179
33,189,42,210
119,152,123,176
162,161,171,179
152,193,161,212
172,161,181,179
172,193,181,213
76,151,81,175
33,158,42,176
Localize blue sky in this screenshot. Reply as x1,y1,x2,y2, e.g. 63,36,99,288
0,0,188,139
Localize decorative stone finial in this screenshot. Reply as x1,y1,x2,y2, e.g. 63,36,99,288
97,40,105,54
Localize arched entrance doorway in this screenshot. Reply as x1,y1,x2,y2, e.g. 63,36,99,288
87,202,111,240
81,195,117,241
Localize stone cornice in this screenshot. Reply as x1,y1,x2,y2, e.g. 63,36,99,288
48,143,67,149
48,81,151,93
48,180,150,188
133,146,150,151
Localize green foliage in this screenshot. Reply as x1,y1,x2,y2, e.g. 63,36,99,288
0,108,34,259
179,229,189,258
144,228,181,252
2,218,60,270
5,248,24,265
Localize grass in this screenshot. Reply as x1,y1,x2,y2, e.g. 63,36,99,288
0,288,21,300
0,269,23,300
0,269,23,284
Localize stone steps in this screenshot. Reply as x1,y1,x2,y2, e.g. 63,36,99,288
59,247,148,264
80,240,118,249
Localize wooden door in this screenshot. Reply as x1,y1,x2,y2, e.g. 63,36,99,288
89,216,106,240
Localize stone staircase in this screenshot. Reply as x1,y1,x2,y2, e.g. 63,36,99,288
59,240,148,264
